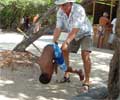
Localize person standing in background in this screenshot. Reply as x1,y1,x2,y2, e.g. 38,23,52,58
24,16,30,32
32,14,41,33
33,14,39,24
108,18,117,49
97,12,110,48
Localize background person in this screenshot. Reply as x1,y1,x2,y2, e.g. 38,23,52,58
32,14,41,33
108,18,117,49
97,12,110,48
33,14,39,24
24,16,30,31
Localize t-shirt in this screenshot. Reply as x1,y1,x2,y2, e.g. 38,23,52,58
111,18,117,34
56,3,93,40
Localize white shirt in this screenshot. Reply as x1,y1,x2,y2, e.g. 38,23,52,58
56,3,93,40
111,18,117,34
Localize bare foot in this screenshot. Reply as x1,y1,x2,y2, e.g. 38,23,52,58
78,69,84,81
79,83,89,93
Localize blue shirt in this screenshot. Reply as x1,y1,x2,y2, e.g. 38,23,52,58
56,3,93,40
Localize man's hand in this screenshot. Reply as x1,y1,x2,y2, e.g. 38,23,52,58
61,41,69,50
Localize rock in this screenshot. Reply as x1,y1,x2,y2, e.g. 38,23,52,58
72,86,108,100
117,95,120,100
72,96,94,100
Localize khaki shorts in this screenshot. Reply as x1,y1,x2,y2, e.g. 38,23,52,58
69,36,93,53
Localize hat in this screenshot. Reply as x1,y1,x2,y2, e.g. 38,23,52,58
55,0,76,5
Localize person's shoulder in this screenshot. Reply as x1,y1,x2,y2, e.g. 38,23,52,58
57,8,64,17
73,3,85,12
100,16,108,20
111,18,117,24
112,18,117,22
73,3,84,9
99,16,104,20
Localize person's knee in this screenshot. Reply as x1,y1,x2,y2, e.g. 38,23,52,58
81,51,91,62
62,48,68,53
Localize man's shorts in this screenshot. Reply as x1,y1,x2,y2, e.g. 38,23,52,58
68,36,93,53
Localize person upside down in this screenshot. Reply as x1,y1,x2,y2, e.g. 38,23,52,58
37,43,84,84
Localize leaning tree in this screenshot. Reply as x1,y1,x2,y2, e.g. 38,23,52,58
13,0,92,52
13,5,56,52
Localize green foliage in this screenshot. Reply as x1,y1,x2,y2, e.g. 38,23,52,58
0,0,54,30
76,0,83,3
88,15,93,24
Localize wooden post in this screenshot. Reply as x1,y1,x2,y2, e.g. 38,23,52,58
92,0,96,24
110,0,113,21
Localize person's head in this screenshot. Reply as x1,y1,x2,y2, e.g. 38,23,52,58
37,45,55,84
55,0,76,15
39,73,51,84
103,12,109,17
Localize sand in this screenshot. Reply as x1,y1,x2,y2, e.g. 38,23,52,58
0,32,113,100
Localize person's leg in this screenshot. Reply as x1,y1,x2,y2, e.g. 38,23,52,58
62,49,70,78
97,34,100,48
81,50,91,84
61,49,84,82
79,36,92,92
61,39,84,82
98,27,105,48
97,34,103,48
66,66,84,81
99,35,104,48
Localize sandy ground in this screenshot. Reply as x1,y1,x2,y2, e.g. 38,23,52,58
0,31,114,100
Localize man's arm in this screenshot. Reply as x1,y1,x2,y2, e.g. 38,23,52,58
62,28,79,50
65,28,79,44
53,27,61,43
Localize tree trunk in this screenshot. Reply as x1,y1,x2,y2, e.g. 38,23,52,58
13,25,55,52
13,6,56,52
108,1,120,99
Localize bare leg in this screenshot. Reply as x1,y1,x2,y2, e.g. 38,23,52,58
62,49,84,81
81,50,91,84
99,35,104,48
97,35,104,48
66,66,84,81
97,35,101,48
62,49,70,78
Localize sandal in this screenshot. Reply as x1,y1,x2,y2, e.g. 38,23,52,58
59,77,71,83
79,83,90,93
